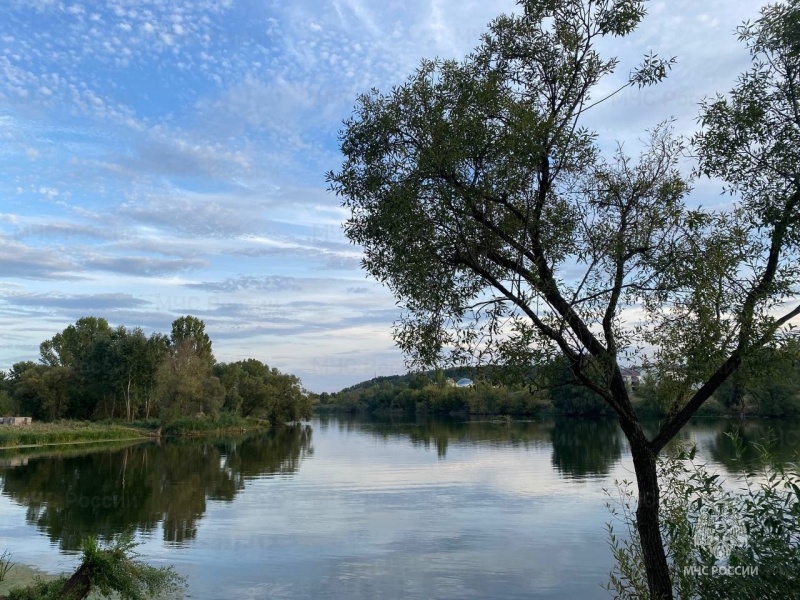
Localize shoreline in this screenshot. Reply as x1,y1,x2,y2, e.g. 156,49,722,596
0,420,271,452
0,436,148,451
0,563,60,598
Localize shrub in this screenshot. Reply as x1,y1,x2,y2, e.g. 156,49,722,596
605,432,800,599
7,576,69,600
6,534,185,600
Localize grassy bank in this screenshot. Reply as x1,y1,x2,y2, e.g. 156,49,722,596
0,421,149,449
0,563,60,599
0,416,270,450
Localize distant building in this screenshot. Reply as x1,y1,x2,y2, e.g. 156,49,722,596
620,368,641,389
455,378,474,388
0,417,32,426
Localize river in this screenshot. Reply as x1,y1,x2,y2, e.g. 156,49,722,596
0,415,797,599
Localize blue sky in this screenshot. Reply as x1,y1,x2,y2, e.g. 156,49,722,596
0,0,774,391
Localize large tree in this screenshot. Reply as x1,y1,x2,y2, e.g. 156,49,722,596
328,1,800,597
156,316,217,420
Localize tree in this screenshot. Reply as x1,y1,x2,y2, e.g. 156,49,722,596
38,317,115,419
169,315,214,366
328,1,800,597
142,333,169,419
39,317,112,368
109,327,155,422
213,359,312,424
13,365,71,421
156,317,216,421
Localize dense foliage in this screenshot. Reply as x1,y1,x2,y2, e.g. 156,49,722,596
321,354,800,418
319,367,546,415
0,315,313,426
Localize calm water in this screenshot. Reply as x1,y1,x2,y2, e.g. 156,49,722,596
1,416,798,599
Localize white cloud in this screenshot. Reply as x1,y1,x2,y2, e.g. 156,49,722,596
0,0,787,392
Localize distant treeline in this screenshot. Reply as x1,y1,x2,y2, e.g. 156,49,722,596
319,346,800,418
0,316,313,425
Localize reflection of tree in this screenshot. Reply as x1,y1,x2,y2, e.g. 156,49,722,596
550,418,622,478
0,425,313,551
333,415,624,477
706,421,800,473
344,416,554,458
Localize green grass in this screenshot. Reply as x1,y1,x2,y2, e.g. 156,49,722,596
0,415,271,449
0,421,148,449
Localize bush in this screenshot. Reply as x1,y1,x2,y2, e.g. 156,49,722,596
605,431,800,599
6,534,185,600
161,413,263,436
7,576,69,600
695,397,725,416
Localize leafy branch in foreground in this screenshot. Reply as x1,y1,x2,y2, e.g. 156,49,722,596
606,432,800,599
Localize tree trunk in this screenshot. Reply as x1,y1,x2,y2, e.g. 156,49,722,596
629,435,673,600
58,562,92,599
126,377,132,422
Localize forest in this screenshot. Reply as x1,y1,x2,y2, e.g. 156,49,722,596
0,316,314,426
319,343,800,419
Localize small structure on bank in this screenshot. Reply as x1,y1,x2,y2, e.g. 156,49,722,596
620,368,641,390
0,416,33,425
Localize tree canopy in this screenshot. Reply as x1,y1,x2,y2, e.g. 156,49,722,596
3,315,312,426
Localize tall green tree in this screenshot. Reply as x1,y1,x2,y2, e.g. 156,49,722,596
156,316,216,420
169,315,214,365
107,327,161,422
142,333,170,419
328,1,800,597
38,317,115,418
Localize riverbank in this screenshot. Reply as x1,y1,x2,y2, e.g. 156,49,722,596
0,422,148,450
0,417,269,450
0,563,59,599
0,563,183,599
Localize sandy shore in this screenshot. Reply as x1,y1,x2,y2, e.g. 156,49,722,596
0,562,60,596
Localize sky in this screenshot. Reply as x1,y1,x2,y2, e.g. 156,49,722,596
0,0,776,392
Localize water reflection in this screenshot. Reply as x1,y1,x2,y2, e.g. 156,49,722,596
0,424,313,551
319,414,800,479
550,418,623,478
704,421,800,472
320,415,625,477
346,416,553,457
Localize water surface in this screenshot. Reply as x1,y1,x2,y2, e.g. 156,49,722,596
0,416,797,599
